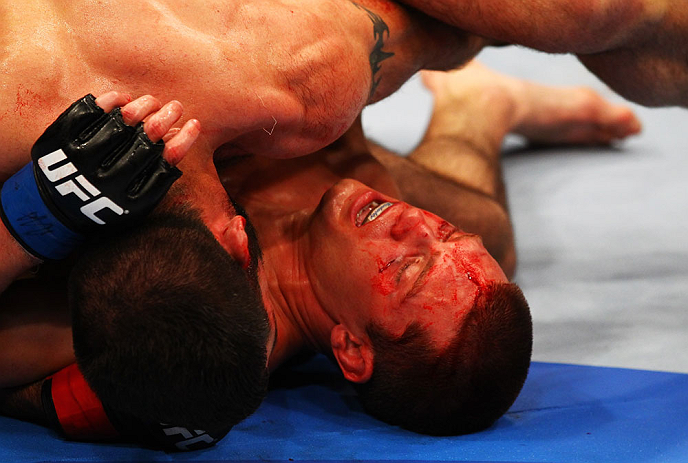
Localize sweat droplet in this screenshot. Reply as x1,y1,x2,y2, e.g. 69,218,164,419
466,272,472,280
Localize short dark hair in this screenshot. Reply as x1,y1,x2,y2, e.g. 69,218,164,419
354,282,532,435
68,208,270,431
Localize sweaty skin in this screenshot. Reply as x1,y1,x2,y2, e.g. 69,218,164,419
0,0,480,385
0,0,477,181
0,0,483,310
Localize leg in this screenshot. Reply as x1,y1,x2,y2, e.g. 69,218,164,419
411,61,641,199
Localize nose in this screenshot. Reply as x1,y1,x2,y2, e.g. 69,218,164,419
391,206,434,241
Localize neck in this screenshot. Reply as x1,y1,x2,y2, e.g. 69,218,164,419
259,211,335,371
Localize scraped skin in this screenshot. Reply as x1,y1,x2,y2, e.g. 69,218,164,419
298,179,509,357
369,61,641,278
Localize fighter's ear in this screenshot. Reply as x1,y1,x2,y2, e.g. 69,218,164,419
218,215,251,269
330,324,373,384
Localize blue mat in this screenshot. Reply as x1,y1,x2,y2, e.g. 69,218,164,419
1,356,687,462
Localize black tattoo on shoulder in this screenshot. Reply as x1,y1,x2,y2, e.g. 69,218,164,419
351,2,395,99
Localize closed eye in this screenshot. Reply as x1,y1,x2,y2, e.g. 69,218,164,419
396,257,422,285
402,253,437,301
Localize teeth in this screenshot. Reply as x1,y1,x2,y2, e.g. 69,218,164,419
362,202,393,225
356,201,379,227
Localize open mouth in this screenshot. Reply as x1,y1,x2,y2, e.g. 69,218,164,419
355,201,394,227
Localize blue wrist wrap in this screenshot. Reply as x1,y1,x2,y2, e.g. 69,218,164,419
0,162,84,260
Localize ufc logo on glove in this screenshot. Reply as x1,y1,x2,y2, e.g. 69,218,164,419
0,94,181,260
37,149,125,225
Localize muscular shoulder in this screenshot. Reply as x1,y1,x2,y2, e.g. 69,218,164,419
0,1,86,179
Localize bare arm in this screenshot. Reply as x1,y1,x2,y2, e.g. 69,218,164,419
0,228,40,294
219,0,490,159
0,265,73,389
350,0,490,102
314,115,515,276
0,380,48,427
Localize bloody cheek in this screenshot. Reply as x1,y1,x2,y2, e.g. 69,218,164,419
370,274,395,296
449,246,488,291
366,253,396,296
436,220,457,241
371,256,395,296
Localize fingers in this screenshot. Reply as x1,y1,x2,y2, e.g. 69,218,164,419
162,119,201,166
94,91,132,113
143,100,183,142
161,127,181,143
94,92,200,165
119,95,163,126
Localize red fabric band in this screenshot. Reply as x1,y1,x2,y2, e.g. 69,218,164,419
50,363,119,440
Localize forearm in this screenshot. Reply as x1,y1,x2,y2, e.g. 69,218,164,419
0,267,73,388
0,380,48,427
0,220,41,295
1,92,193,295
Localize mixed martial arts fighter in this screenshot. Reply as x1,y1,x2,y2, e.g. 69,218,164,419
0,61,641,449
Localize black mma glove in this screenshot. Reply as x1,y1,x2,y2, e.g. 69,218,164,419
0,94,181,260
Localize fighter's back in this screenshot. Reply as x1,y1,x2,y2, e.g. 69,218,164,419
0,0,441,178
